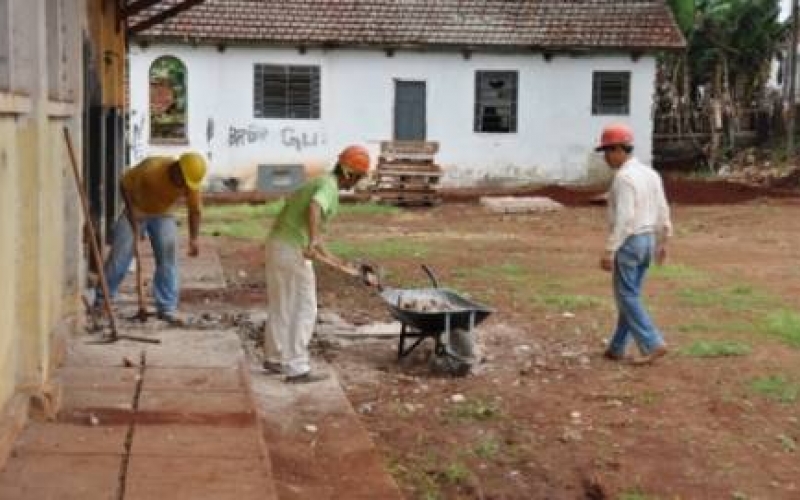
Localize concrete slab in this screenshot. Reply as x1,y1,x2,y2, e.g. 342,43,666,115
13,423,126,455
60,388,134,413
67,329,243,369
125,455,276,500
0,453,120,500
138,389,250,414
58,388,134,425
480,195,564,214
248,364,404,500
57,366,140,391
125,236,226,292
131,425,262,458
140,329,245,368
143,367,243,392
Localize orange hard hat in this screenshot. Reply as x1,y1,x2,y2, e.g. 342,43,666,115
338,145,371,174
595,124,634,151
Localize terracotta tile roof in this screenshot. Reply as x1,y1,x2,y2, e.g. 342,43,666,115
132,0,685,51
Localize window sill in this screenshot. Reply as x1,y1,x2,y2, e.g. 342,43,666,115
150,138,190,146
47,100,78,118
0,92,32,116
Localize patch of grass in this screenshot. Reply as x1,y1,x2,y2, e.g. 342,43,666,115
649,263,706,281
677,285,776,312
387,456,442,500
445,397,502,422
328,238,431,260
618,491,657,500
202,200,285,221
441,462,470,484
777,433,797,452
763,309,800,347
201,219,268,240
339,202,401,216
676,322,713,333
472,436,501,460
680,340,751,358
635,390,663,406
537,293,606,311
748,375,799,404
453,262,528,285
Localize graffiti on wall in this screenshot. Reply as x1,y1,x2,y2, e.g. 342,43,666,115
228,124,270,147
227,124,325,152
130,112,147,163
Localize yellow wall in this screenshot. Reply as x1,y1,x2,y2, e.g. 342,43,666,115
0,0,126,456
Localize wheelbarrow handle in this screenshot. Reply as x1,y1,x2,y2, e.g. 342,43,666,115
421,264,439,288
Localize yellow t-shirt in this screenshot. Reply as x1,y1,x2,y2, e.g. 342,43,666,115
121,156,202,216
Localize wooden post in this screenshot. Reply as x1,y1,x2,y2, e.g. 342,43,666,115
788,0,799,158
63,127,119,339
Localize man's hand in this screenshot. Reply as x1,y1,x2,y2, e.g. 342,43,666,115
188,238,200,257
303,240,321,260
600,251,614,272
655,245,667,265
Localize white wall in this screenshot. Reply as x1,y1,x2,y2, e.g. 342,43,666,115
128,44,656,187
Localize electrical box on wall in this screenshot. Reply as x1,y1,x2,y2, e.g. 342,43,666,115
257,164,305,193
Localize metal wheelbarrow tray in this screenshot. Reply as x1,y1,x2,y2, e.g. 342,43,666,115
378,266,493,362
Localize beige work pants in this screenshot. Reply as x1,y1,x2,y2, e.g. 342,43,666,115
263,239,317,377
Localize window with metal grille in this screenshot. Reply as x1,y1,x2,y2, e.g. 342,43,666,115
474,71,517,133
592,71,630,115
254,64,320,119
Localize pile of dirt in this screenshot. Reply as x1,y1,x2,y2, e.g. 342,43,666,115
663,176,799,204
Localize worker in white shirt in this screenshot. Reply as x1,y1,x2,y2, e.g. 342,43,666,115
596,123,672,365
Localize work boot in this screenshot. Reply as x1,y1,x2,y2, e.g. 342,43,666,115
632,345,668,366
603,349,626,361
157,310,187,327
285,371,329,384
262,360,283,375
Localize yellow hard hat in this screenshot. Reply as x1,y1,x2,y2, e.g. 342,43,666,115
178,152,207,190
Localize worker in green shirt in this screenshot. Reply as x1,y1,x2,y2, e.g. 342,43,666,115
263,145,371,383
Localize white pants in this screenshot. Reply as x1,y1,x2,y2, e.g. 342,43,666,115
263,239,317,376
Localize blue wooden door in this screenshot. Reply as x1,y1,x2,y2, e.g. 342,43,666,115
394,81,426,140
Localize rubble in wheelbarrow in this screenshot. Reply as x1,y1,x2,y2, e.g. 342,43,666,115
396,296,460,313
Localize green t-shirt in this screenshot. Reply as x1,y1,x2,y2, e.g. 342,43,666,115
269,174,340,248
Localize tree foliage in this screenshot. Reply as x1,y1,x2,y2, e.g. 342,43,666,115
659,0,787,165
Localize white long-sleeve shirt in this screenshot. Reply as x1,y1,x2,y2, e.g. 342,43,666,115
606,157,672,252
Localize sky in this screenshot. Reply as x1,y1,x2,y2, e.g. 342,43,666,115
783,0,792,20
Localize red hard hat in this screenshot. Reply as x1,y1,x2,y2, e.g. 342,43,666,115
338,145,371,174
595,124,634,151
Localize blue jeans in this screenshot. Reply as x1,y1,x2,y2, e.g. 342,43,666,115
96,213,179,313
607,233,665,356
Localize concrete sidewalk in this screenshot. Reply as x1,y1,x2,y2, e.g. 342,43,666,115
0,326,277,500
0,238,276,499
0,237,404,499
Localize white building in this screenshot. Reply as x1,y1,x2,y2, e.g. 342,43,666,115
128,0,684,188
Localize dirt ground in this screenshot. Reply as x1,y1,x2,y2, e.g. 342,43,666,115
191,178,800,500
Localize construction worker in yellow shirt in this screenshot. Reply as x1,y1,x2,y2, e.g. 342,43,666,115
93,152,207,324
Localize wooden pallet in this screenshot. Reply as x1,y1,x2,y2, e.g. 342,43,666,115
371,190,442,207
370,141,443,206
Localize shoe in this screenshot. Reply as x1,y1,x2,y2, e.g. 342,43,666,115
157,311,186,327
603,349,626,361
632,345,668,366
285,372,329,384
262,360,283,375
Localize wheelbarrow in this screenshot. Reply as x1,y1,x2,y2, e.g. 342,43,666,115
365,265,493,375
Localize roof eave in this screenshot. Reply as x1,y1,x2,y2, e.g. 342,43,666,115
132,35,687,54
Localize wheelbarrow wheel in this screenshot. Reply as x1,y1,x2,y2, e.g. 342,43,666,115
430,328,476,377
